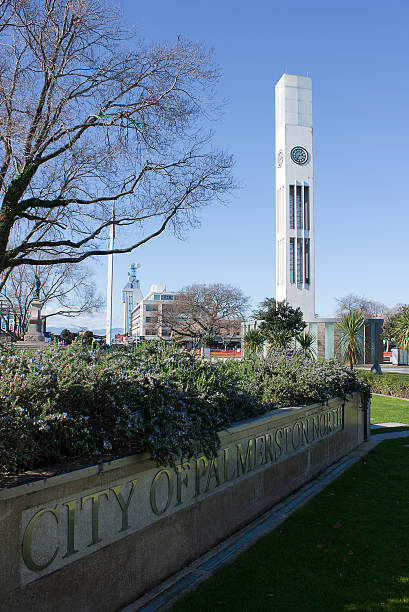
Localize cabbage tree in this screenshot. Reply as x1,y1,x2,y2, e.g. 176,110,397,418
338,309,365,369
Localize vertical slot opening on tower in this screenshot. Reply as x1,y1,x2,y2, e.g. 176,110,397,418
296,185,303,230
304,185,310,230
290,238,295,284
304,238,310,284
297,238,303,284
289,185,295,229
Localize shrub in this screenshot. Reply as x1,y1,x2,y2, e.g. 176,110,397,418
357,370,409,399
0,342,368,475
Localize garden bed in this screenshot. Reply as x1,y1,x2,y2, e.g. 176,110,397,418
0,342,368,476
0,392,366,612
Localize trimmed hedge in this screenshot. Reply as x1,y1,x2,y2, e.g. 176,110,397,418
0,342,367,475
357,370,409,400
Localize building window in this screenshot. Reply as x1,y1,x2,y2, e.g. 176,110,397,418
304,185,310,230
297,238,303,283
145,304,158,311
290,238,295,284
296,185,302,230
304,238,310,284
153,294,160,300
160,294,173,300
289,185,294,229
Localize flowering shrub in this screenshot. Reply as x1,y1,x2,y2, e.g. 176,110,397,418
0,342,367,474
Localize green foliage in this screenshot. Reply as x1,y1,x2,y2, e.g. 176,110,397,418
60,329,74,345
338,309,365,369
358,370,409,399
243,328,264,356
382,305,409,346
383,311,400,343
231,352,365,409
254,298,306,350
201,333,214,348
81,330,94,345
266,328,293,351
0,342,367,475
296,330,315,358
392,306,409,352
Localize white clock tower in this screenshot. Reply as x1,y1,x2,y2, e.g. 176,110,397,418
275,73,316,321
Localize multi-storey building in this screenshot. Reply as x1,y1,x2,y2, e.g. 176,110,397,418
131,284,178,341
122,263,143,336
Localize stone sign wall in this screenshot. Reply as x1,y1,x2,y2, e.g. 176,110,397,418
0,394,366,611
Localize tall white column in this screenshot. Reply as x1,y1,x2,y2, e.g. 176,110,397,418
275,74,316,321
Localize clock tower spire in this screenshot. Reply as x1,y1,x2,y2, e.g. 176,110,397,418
275,74,316,321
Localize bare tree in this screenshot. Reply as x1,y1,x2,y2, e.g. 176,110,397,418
0,261,103,339
0,0,234,289
162,283,249,343
335,294,387,319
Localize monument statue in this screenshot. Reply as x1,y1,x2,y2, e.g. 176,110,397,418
34,274,41,299
15,273,46,347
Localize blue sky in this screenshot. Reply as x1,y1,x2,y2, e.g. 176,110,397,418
54,0,409,330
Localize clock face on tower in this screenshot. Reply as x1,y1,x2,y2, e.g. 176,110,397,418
290,146,309,165
277,150,284,168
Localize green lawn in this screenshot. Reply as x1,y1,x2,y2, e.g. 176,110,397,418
172,438,409,611
371,395,409,434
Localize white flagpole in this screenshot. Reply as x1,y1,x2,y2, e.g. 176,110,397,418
106,204,115,345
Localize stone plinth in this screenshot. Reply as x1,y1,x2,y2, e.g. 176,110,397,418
15,299,45,348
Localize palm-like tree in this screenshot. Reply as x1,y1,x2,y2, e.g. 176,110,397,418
393,306,409,352
338,309,365,369
266,328,293,351
296,330,316,358
244,328,265,356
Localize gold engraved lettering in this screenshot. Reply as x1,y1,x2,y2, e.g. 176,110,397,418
320,412,327,436
327,411,332,432
63,499,79,558
255,435,266,466
22,507,59,572
312,415,320,440
274,429,283,458
265,433,274,463
194,456,209,496
205,457,221,492
223,448,234,482
111,479,138,532
150,469,173,515
175,463,191,506
284,426,292,453
291,422,301,449
81,489,110,546
236,439,254,476
301,419,310,445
